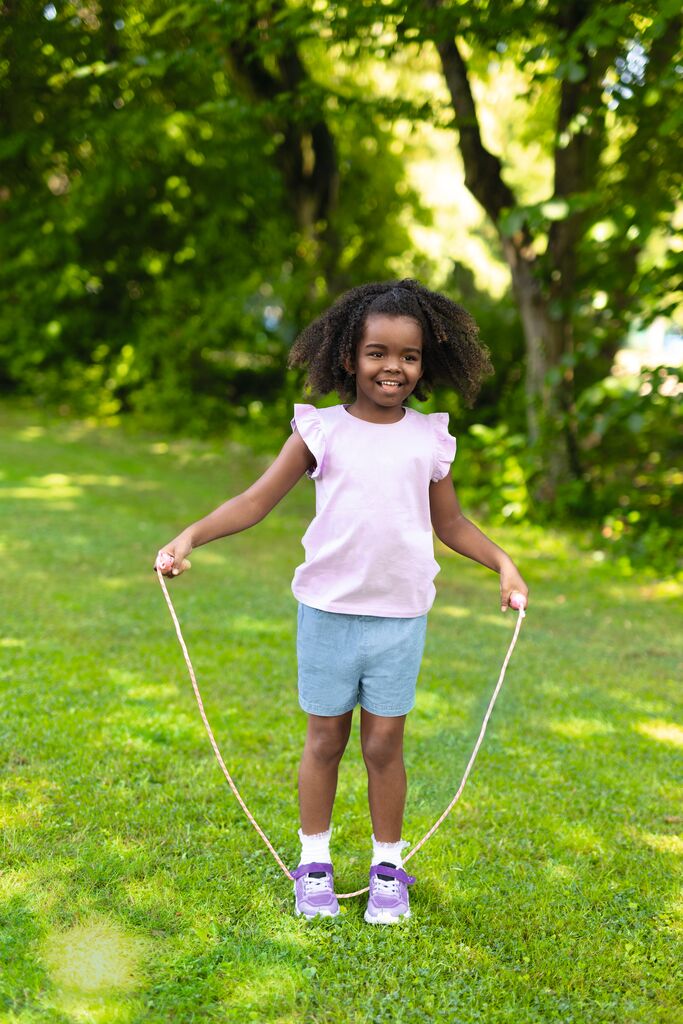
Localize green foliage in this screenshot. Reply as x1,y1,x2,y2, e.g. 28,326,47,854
329,0,683,368
1,0,681,579
452,364,682,579
456,421,534,526
0,0,427,434
568,365,683,576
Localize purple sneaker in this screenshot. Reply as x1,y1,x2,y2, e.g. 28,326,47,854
364,862,416,924
292,862,339,919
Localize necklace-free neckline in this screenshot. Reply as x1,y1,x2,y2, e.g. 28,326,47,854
342,404,408,426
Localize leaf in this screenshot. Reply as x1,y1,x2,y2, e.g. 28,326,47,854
0,131,30,160
540,199,570,221
524,45,546,62
148,5,193,37
499,207,527,237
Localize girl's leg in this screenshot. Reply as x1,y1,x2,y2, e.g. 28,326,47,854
298,711,353,834
360,709,407,842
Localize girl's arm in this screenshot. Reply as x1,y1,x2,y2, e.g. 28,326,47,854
155,428,316,576
429,475,529,612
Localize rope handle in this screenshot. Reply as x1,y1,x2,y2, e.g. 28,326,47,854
155,562,526,898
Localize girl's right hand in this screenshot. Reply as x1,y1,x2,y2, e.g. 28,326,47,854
153,533,193,577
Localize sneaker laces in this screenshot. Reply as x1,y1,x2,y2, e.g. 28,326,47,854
373,875,400,897
303,872,332,895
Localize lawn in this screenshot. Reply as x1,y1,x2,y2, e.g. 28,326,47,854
1,401,681,1023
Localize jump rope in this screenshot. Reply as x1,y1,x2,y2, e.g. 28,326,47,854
155,553,527,898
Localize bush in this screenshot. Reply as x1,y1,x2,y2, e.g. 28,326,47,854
568,365,682,576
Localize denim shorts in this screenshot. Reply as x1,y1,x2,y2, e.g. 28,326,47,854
296,602,428,718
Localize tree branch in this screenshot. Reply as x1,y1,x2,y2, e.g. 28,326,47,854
433,33,517,226
225,4,338,230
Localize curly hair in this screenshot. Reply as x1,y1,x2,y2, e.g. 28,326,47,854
287,278,494,407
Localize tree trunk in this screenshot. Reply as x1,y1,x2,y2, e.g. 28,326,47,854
423,0,620,503
225,4,340,282
430,27,577,500
501,238,576,501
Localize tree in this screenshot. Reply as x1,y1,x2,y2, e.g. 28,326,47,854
0,0,427,431
326,0,682,502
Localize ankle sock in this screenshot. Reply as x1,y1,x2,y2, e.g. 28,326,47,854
298,825,332,870
371,834,409,878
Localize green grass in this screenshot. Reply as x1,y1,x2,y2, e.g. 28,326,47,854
1,400,681,1023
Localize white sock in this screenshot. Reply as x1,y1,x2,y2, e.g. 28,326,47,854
298,825,332,867
371,834,409,869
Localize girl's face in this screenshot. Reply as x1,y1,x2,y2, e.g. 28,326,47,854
346,315,424,409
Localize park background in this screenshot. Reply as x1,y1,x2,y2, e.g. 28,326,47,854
1,2,681,1022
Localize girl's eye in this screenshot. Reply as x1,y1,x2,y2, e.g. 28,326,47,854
367,353,417,360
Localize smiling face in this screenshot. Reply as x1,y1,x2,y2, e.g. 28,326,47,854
345,314,424,416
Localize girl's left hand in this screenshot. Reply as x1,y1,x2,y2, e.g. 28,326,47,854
500,564,529,612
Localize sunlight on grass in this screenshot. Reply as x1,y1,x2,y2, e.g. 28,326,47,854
99,578,134,590
638,579,683,601
122,875,178,913
0,866,71,915
2,485,83,500
218,967,299,1016
38,914,148,1022
1,471,159,503
660,892,683,937
0,636,25,647
30,473,126,487
39,915,147,991
15,425,46,440
432,604,472,620
107,667,146,688
0,801,37,828
633,719,683,748
637,832,683,856
605,689,672,715
127,683,180,701
187,547,228,565
0,867,36,898
414,690,449,714
41,992,136,1023
543,860,577,882
547,717,616,739
555,822,606,856
538,679,573,700
0,787,51,826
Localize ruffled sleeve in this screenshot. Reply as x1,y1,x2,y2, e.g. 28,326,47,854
429,412,457,483
291,403,326,480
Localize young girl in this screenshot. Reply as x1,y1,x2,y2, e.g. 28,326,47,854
155,279,528,925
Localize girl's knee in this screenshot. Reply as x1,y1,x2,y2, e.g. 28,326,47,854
305,715,351,766
361,730,404,772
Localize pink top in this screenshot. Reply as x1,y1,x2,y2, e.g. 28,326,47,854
290,403,457,617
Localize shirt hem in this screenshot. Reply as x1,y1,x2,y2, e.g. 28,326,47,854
292,588,433,618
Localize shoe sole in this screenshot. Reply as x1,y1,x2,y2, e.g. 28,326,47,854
364,908,411,925
295,906,340,920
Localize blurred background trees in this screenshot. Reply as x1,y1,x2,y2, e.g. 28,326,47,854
1,0,681,574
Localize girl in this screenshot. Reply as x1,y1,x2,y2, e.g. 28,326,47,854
155,279,528,925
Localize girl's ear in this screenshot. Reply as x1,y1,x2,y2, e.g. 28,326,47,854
343,355,355,375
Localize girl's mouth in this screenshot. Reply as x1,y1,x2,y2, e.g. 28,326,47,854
376,381,404,392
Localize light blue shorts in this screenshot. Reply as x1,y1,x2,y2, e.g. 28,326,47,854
296,602,428,718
